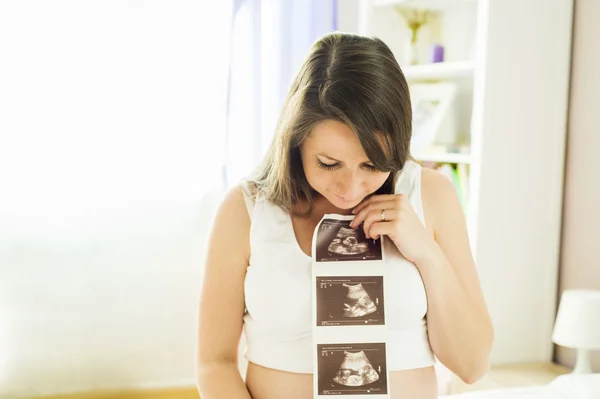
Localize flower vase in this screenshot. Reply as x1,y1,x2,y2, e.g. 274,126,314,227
405,39,418,65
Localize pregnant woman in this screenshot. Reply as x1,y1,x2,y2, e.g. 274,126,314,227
195,31,494,399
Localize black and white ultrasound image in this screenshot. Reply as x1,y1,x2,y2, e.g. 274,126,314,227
316,276,385,327
317,343,388,396
315,218,382,262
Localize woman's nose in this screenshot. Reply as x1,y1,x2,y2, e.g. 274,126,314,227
336,172,362,201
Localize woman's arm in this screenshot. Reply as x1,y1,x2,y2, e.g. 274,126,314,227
195,186,253,399
419,168,494,384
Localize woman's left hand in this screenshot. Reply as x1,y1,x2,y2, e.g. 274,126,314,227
349,194,436,265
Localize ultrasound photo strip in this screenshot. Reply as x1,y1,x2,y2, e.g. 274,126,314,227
312,214,391,398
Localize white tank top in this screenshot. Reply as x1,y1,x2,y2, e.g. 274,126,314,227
240,160,434,374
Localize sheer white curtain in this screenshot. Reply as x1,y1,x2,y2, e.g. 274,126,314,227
0,0,235,244
224,0,338,187
0,2,236,393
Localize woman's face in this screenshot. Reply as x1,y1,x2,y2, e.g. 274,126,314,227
300,120,390,210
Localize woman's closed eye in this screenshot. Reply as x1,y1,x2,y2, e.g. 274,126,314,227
317,160,340,170
317,159,380,172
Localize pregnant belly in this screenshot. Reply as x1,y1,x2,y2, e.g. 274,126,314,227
245,362,438,399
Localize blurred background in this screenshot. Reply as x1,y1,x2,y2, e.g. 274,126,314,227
0,0,598,398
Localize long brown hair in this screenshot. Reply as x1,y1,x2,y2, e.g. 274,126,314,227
248,32,412,216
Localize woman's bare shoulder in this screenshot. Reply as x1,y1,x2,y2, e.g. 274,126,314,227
420,166,457,196
419,166,464,231
207,184,252,264
221,183,253,215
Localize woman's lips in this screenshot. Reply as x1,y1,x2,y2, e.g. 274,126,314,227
334,193,359,203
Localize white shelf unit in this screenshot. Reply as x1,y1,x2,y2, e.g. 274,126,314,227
412,150,472,164
373,0,478,11
354,0,574,366
403,61,475,81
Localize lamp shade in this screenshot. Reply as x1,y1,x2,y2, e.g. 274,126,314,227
552,289,600,349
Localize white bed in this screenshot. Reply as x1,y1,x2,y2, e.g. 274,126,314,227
440,374,600,399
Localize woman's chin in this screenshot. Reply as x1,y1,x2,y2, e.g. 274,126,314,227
330,194,363,210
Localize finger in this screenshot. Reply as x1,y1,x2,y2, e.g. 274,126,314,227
369,221,395,240
350,199,399,228
363,209,398,238
352,194,396,215
357,193,406,223
351,196,375,215
351,200,397,229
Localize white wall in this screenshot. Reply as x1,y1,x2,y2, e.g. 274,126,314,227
469,0,573,364
337,0,360,32
0,1,230,397
557,0,600,372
